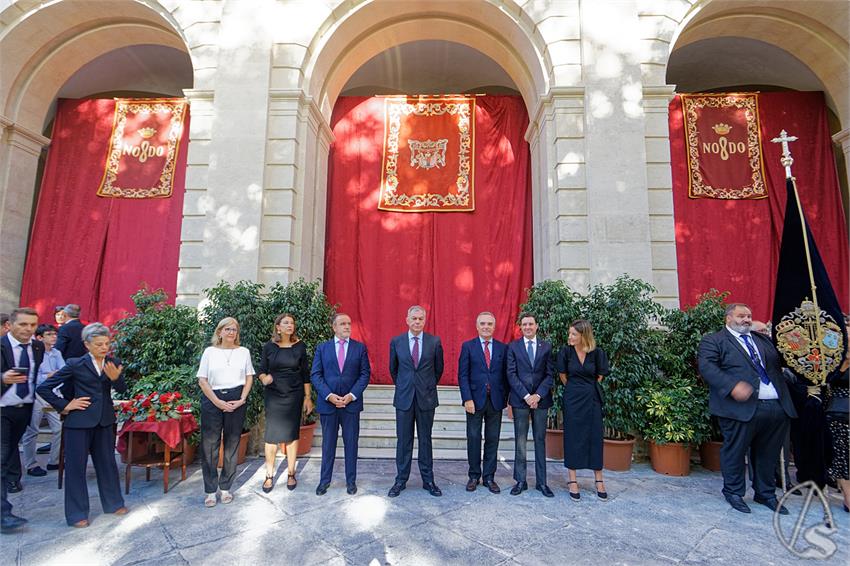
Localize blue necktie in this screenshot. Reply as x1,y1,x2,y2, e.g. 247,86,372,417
17,343,30,398
741,335,771,385
526,340,534,366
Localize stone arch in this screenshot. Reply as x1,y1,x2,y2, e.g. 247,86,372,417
0,0,200,309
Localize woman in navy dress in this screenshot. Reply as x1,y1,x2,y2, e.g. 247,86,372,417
556,319,610,501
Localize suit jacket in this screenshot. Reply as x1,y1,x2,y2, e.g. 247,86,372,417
698,328,796,422
37,355,127,428
311,338,371,415
55,319,86,360
506,337,555,409
457,337,508,411
389,332,444,411
1,334,45,398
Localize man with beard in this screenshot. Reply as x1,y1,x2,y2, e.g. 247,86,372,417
698,303,796,515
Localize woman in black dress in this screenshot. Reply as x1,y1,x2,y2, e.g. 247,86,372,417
258,314,313,492
826,318,849,513
557,319,610,501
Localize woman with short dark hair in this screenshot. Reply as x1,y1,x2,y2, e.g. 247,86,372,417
557,319,610,501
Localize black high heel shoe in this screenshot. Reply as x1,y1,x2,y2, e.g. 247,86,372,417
262,474,274,493
595,480,608,501
567,480,580,502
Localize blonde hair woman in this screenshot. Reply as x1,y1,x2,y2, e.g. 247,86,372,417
257,314,313,492
556,319,610,502
197,317,255,507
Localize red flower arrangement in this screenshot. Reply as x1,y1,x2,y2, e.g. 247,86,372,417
117,391,191,423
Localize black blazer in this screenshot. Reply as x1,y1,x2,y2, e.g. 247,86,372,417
506,337,555,409
698,328,796,422
389,332,444,411
1,334,44,397
457,337,508,411
55,319,86,359
38,355,126,428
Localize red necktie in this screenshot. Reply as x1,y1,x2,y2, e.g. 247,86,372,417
412,336,420,368
483,340,491,369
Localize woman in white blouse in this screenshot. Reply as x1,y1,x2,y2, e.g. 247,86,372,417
197,317,255,507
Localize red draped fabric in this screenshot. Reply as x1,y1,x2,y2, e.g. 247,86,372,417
20,98,189,325
669,91,849,319
325,96,533,385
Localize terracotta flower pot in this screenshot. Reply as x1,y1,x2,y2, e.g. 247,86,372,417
217,431,250,467
603,438,635,471
297,422,317,456
545,429,564,460
648,440,691,476
699,440,723,472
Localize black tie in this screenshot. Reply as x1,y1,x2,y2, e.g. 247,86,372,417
17,343,31,398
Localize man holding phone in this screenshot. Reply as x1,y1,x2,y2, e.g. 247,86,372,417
0,307,43,533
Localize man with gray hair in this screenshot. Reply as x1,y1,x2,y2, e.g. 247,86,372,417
55,304,85,359
388,305,445,497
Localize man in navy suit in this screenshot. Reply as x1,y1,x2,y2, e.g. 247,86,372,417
1,308,43,532
698,303,797,515
311,313,371,496
458,311,508,493
506,313,555,497
55,304,85,360
388,305,444,497
38,322,128,528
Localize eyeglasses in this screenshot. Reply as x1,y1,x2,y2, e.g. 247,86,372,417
222,328,238,333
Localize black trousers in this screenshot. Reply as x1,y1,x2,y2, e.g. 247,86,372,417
319,409,360,486
395,400,435,484
466,396,502,481
719,399,789,500
63,425,125,525
200,388,247,494
1,404,32,517
512,406,547,485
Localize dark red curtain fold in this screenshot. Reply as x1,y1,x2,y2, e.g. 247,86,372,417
669,91,849,320
20,98,189,326
325,96,533,385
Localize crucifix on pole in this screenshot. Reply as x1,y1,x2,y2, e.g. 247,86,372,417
771,129,798,179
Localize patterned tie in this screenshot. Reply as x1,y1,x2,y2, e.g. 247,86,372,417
337,339,346,372
741,334,771,385
483,340,491,369
412,336,420,368
526,340,535,366
17,343,30,398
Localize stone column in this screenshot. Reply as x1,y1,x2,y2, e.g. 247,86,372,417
0,119,49,311
832,127,850,237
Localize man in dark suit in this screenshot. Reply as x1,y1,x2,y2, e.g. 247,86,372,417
38,322,128,528
506,313,555,497
1,307,43,532
388,305,444,497
311,313,371,496
458,311,508,493
698,303,797,515
55,304,85,359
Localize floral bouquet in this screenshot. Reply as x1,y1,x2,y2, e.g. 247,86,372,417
117,391,191,423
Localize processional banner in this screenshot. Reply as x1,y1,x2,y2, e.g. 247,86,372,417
379,96,475,212
96,98,188,199
681,93,766,199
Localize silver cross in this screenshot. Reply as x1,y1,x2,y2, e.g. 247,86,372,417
771,130,798,179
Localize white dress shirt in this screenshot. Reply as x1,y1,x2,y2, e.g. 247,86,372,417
327,337,357,401
725,326,779,400
523,337,537,401
0,334,35,406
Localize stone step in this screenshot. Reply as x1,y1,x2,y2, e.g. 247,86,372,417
312,426,535,452
361,384,466,405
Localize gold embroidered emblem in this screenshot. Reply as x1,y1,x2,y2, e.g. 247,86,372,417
774,299,844,385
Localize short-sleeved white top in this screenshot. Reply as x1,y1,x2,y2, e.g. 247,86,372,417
197,346,255,390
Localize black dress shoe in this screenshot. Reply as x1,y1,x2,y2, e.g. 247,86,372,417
423,482,442,497
347,483,357,495
315,483,330,496
482,480,500,494
36,443,51,454
46,464,59,471
388,482,406,498
725,494,751,514
510,481,528,496
536,484,554,498
1,514,27,533
754,496,789,515
466,478,480,492
26,467,46,477
6,481,22,494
